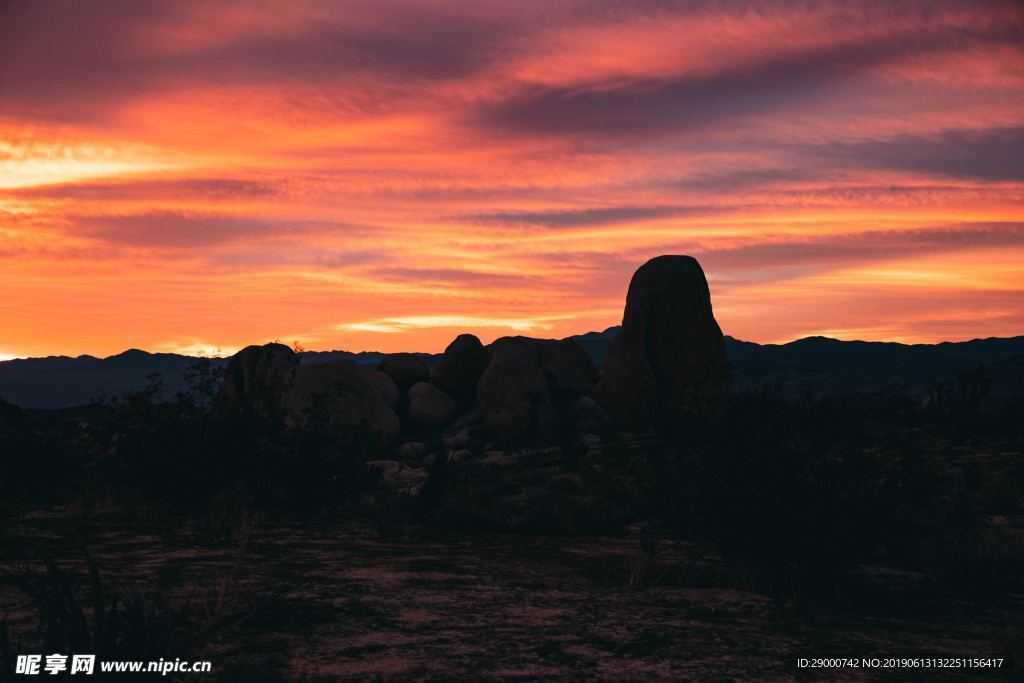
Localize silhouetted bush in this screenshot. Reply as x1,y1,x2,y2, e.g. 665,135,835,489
0,362,375,517
0,544,182,683
103,371,374,515
0,535,325,682
657,390,1017,600
0,399,68,502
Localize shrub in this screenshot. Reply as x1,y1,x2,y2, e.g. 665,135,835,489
656,391,985,599
0,544,182,682
0,400,67,502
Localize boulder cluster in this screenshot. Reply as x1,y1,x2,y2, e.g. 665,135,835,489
220,256,733,459
222,343,402,443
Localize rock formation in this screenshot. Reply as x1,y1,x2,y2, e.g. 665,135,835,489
594,255,732,430
218,255,727,449
356,365,400,411
476,336,597,439
221,342,298,418
282,361,400,445
377,353,430,391
408,381,459,430
538,339,599,396
220,344,400,446
477,337,558,439
430,334,488,406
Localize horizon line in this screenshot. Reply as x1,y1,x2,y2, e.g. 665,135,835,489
4,329,1024,363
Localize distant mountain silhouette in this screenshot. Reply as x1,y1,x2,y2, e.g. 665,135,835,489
0,351,209,409
719,333,1024,397
2,333,1023,409
0,348,437,409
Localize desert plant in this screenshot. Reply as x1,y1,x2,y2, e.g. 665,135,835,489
657,392,937,599
0,543,183,682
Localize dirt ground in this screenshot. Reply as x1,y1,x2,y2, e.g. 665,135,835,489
1,515,1020,681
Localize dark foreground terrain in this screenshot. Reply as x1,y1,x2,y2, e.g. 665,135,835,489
2,515,1021,682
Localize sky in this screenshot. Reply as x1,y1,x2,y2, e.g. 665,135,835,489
1,0,1023,359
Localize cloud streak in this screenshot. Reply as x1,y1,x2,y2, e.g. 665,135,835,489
478,11,1024,137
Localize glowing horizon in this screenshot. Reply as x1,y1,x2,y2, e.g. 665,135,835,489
2,1,1023,359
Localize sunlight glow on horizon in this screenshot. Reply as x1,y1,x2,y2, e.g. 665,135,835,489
0,141,180,190
336,313,608,335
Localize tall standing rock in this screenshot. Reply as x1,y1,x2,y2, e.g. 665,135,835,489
594,255,732,431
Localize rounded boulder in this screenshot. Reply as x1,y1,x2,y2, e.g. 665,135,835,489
221,342,298,418
282,361,400,445
377,353,430,391
431,334,489,405
408,382,459,430
476,337,559,439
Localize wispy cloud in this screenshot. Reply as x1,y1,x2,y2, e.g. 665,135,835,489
336,313,587,335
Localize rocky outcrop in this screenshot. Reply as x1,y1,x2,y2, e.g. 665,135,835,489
476,336,598,439
408,381,459,430
430,334,488,406
595,255,732,430
221,343,298,418
377,353,430,391
282,362,400,445
219,256,726,446
220,345,399,445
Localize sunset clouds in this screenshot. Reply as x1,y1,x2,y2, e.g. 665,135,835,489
1,0,1022,357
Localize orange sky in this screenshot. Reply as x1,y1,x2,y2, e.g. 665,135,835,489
1,0,1023,359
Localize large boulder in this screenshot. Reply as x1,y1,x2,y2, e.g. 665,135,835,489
221,343,298,418
377,353,430,391
302,359,399,411
282,362,400,445
430,334,489,406
476,337,559,439
408,381,459,430
357,366,400,411
475,336,599,439
538,339,599,396
594,255,732,430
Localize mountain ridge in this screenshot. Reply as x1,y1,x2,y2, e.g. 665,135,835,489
2,332,1023,409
